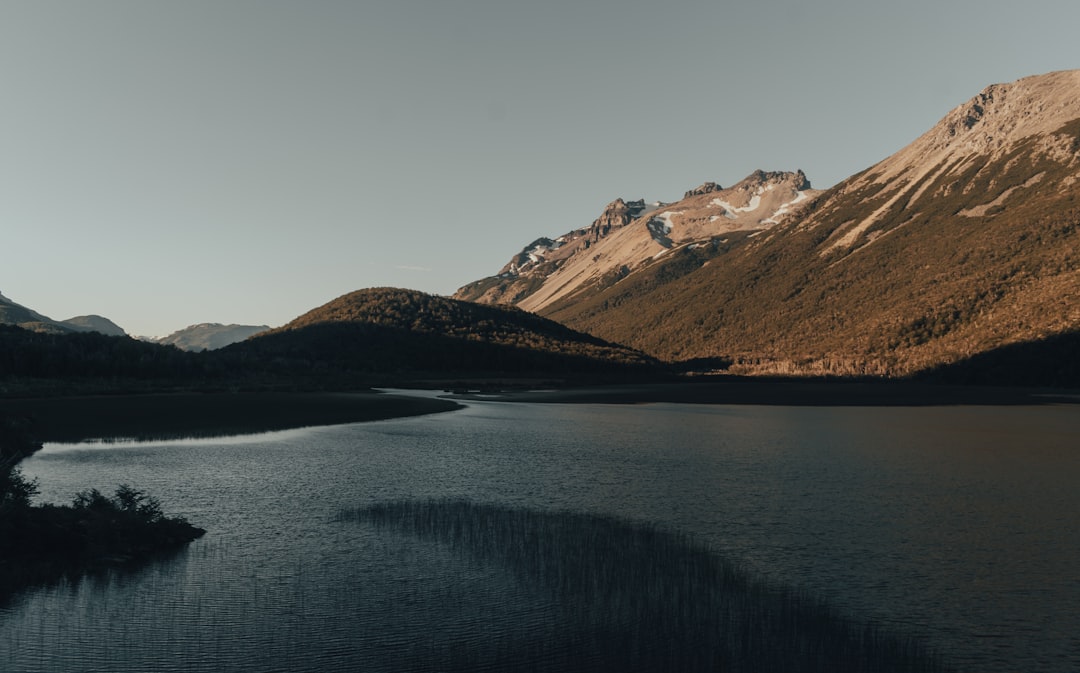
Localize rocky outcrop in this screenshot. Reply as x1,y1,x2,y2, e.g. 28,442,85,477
586,198,651,243
684,182,723,198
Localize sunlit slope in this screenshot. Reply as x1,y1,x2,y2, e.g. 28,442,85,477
539,71,1080,377
455,171,819,310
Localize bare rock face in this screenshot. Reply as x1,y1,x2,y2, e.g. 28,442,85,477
684,182,724,198
588,198,648,241
487,198,651,281
456,169,818,311
816,69,1080,254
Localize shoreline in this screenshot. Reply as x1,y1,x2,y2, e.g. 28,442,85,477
0,390,461,606
443,378,1080,406
2,390,463,445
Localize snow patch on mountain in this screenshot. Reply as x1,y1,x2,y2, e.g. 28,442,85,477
762,190,810,225
711,193,763,216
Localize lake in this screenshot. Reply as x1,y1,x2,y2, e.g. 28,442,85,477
3,394,1079,671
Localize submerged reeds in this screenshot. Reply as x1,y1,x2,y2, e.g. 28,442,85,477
340,499,951,673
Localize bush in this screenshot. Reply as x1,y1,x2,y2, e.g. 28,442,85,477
73,485,166,523
0,466,39,511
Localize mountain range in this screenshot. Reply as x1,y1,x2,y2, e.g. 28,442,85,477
3,70,1078,388
456,69,1080,380
0,291,268,352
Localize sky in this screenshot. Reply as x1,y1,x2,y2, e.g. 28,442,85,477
1,1,1078,337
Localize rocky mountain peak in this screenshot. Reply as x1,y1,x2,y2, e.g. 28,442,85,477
591,198,645,233
876,70,1080,183
456,168,819,310
731,169,811,193
579,197,650,247
684,182,723,198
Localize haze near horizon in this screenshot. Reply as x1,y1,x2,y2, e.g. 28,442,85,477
2,0,1077,337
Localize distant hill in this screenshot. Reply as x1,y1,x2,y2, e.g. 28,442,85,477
60,315,127,337
0,324,208,395
458,70,1080,383
0,291,60,331
0,291,126,336
154,323,269,352
0,288,659,394
230,287,659,382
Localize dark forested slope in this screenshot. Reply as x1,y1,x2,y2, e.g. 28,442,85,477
231,287,659,382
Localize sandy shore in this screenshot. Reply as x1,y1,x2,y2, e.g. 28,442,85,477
2,391,462,444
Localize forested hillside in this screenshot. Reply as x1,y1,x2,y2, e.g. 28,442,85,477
241,288,659,382
0,288,661,395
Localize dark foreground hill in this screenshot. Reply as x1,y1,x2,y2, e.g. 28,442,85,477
228,288,659,385
0,288,661,394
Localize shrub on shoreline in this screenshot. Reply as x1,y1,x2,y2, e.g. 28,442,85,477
0,483,205,603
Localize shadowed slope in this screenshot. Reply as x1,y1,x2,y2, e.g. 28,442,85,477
232,288,659,383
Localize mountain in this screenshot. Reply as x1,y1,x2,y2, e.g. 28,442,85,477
60,315,127,337
229,287,659,382
154,323,269,352
0,288,659,395
0,291,58,332
458,70,1080,381
456,170,819,310
0,291,125,336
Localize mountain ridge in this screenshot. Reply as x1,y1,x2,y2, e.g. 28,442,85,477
0,291,126,336
458,70,1080,381
456,169,819,311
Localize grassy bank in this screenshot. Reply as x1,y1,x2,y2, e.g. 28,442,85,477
341,499,951,673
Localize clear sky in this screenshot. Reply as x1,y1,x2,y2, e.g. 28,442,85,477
2,1,1077,337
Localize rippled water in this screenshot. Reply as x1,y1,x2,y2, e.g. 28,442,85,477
3,398,1079,671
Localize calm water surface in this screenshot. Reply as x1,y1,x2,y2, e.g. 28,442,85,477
3,397,1079,671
